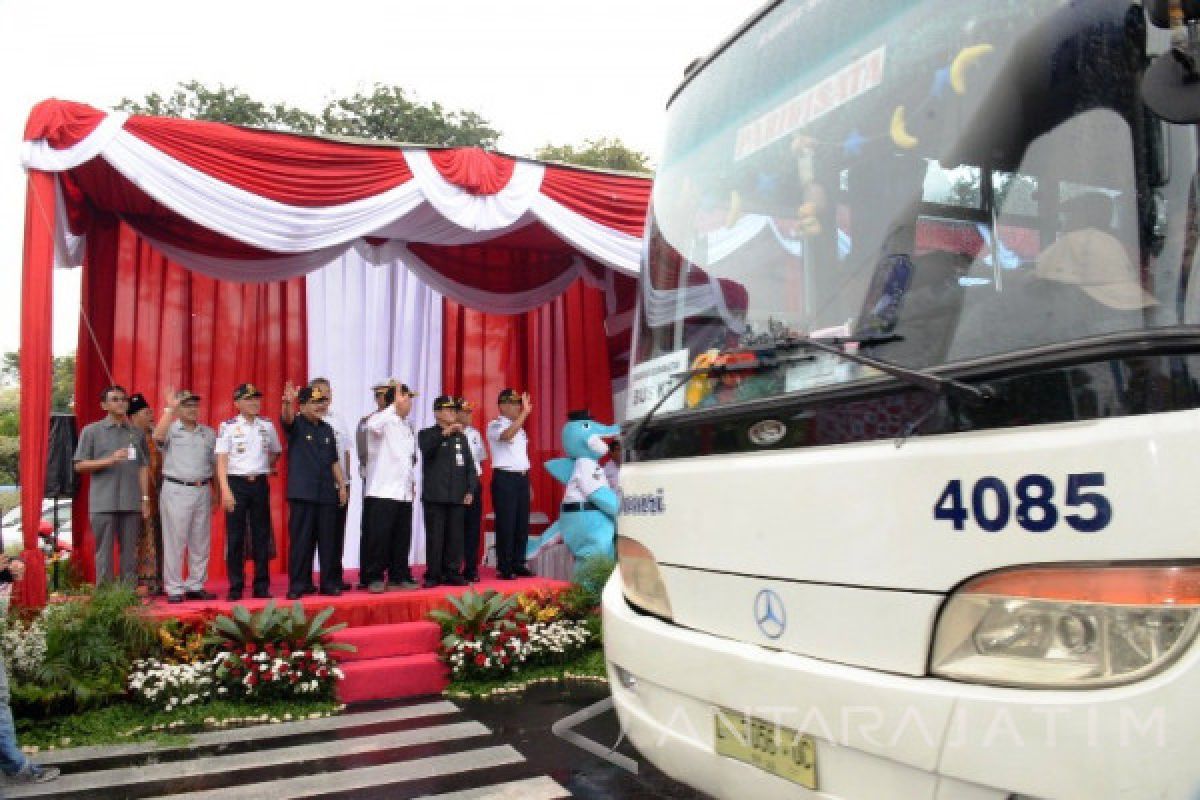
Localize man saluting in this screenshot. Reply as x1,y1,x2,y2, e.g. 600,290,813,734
417,396,479,588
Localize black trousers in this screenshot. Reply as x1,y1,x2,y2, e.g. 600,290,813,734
332,501,348,585
358,496,374,586
491,470,530,574
463,495,482,579
422,501,464,583
287,500,339,594
362,497,414,585
225,475,272,594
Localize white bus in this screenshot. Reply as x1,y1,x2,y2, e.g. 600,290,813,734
605,1,1200,798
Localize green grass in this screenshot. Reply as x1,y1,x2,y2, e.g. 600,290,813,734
446,646,608,698
15,696,340,750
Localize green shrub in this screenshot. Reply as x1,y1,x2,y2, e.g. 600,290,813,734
205,602,352,654
565,555,616,612
13,583,155,717
0,437,17,486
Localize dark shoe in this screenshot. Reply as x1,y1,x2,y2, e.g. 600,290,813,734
512,565,534,577
167,594,184,605
496,572,515,581
185,589,217,601
356,582,369,590
464,573,480,583
388,580,419,591
368,581,386,594
444,575,468,587
227,590,243,602
303,584,318,594
7,764,60,784
421,579,441,589
252,590,272,599
339,582,352,591
286,591,302,600
318,587,343,597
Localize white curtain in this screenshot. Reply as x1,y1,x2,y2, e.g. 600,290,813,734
306,247,443,568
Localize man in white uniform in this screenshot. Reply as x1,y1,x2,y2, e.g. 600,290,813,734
215,382,283,601
487,388,533,580
355,378,393,589
362,383,420,592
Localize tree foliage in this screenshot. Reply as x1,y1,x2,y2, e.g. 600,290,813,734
117,81,499,148
1,352,76,413
535,137,652,173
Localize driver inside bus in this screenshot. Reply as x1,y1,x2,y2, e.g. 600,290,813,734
951,191,1156,359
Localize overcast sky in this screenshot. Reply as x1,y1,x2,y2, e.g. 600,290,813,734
0,0,764,357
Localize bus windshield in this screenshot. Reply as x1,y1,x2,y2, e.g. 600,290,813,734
629,0,1200,418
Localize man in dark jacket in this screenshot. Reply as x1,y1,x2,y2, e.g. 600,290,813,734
281,382,348,600
417,396,479,588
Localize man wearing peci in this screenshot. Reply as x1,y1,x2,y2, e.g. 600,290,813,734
418,396,479,588
281,383,348,600
487,388,534,579
215,383,283,601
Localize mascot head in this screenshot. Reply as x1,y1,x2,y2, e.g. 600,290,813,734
561,409,621,459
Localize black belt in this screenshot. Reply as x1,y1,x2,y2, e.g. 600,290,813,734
495,468,529,477
165,476,210,487
561,501,599,513
229,474,268,483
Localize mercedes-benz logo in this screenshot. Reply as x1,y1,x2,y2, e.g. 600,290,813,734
754,589,786,639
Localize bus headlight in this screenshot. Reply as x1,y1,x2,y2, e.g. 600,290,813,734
931,565,1200,688
616,535,674,621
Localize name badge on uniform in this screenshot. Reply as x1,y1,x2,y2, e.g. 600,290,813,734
236,444,246,454
126,446,137,461
455,451,465,467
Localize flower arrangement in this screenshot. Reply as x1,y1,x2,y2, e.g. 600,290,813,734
0,614,48,680
214,644,342,700
429,590,596,681
155,618,209,665
127,656,221,712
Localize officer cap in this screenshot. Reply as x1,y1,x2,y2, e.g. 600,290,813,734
127,393,150,414
177,390,201,405
371,378,394,391
233,383,263,400
297,386,322,404
433,395,457,411
455,396,474,412
396,384,417,397
497,388,520,404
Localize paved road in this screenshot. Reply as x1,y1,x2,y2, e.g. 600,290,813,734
18,683,709,799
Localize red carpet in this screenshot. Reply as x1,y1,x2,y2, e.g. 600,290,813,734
144,566,570,702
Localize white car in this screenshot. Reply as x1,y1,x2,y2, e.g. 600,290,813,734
0,499,73,549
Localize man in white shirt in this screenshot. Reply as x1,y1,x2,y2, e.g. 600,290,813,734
355,379,393,588
311,377,353,591
362,383,420,592
455,397,488,582
486,388,533,579
214,382,283,601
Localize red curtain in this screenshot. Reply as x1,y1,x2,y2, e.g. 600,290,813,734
441,280,615,556
15,172,56,606
73,219,307,582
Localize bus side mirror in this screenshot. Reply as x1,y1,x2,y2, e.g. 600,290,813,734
1142,1,1200,122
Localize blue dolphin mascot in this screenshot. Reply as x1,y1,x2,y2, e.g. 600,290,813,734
526,409,621,568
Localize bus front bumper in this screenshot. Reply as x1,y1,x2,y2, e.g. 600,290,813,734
602,575,1200,800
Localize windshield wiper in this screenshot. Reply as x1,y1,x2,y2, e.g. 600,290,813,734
766,331,995,406
626,331,993,455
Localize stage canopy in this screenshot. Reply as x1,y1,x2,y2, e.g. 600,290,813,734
17,99,650,605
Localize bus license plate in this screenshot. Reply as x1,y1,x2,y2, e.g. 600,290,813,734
713,707,817,789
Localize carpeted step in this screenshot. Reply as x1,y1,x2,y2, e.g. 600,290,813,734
330,621,443,662
337,653,448,703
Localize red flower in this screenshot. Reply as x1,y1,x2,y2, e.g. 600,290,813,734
454,625,465,635
264,643,276,657
290,674,299,683
500,655,510,666
316,667,328,678
246,673,258,685
245,642,257,654
474,653,487,666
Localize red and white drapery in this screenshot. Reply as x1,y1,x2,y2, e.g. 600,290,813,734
18,99,649,604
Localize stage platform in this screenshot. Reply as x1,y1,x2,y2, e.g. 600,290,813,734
142,566,574,703
143,566,571,629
